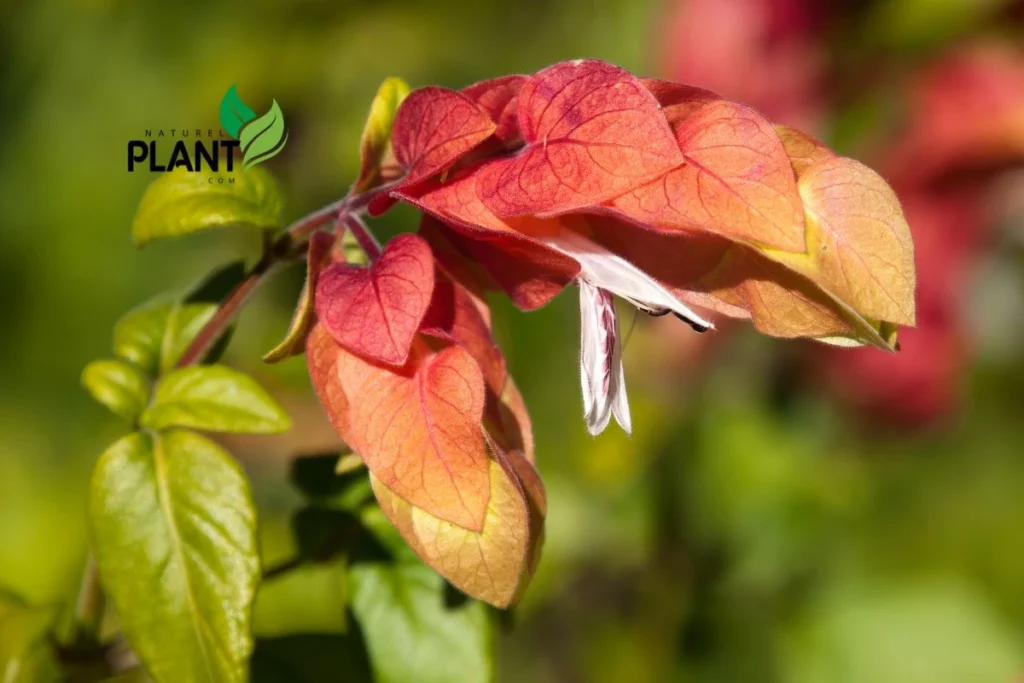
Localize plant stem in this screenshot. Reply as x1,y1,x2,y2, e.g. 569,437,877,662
172,182,398,369
174,255,276,368
343,213,382,260
73,555,105,643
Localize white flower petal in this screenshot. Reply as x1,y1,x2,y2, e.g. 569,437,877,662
610,335,631,434
579,279,631,436
542,229,714,332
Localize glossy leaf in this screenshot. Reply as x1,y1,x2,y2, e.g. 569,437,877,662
370,445,544,608
307,326,491,531
239,100,288,169
355,77,411,192
476,59,683,217
113,300,218,375
141,365,291,434
88,430,259,683
263,232,336,363
81,359,150,421
609,98,807,251
315,233,434,367
219,84,257,139
391,87,495,186
132,166,283,246
349,562,492,683
160,303,219,372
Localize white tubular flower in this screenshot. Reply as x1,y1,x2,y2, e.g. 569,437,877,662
541,229,714,435
578,279,631,435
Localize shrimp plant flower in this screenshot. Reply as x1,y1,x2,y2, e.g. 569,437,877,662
304,59,916,607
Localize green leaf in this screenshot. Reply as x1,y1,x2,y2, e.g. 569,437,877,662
349,562,493,683
88,430,260,683
82,359,150,421
114,299,218,375
160,304,219,373
0,593,58,683
354,77,410,193
141,365,291,434
239,101,288,169
132,166,283,246
220,84,257,139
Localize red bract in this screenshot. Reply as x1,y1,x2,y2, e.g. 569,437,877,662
315,233,434,366
476,60,684,217
462,75,527,145
391,87,496,187
309,59,917,604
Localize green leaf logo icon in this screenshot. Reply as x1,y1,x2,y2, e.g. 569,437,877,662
218,85,288,169
219,85,256,139
239,100,288,169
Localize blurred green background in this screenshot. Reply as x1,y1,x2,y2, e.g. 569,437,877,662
2,0,1024,681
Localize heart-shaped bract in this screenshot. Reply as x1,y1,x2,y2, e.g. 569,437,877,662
315,233,434,366
392,87,496,186
308,326,492,531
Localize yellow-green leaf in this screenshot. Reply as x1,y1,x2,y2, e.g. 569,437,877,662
81,359,150,421
354,77,410,193
141,365,291,434
132,166,282,246
114,300,218,375
88,430,260,683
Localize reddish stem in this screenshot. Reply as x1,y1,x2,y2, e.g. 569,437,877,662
173,182,398,369
343,214,382,261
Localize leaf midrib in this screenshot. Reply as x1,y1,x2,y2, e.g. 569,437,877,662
152,432,218,683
